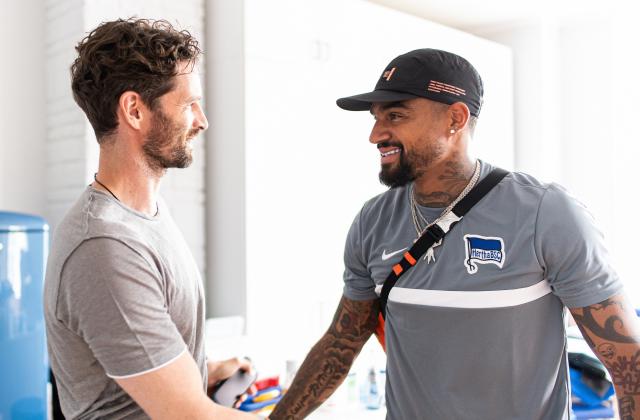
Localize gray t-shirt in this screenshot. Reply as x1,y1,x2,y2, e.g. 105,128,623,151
44,187,207,419
343,160,623,420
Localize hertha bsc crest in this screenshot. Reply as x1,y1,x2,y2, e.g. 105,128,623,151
463,235,505,274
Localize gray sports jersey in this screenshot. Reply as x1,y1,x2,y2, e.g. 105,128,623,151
343,160,623,420
44,187,206,419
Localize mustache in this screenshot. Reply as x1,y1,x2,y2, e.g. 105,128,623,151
377,141,403,149
186,128,201,139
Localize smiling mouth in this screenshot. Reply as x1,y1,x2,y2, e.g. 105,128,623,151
380,148,401,157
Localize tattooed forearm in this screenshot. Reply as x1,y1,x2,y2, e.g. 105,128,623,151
619,396,636,420
602,350,640,395
571,296,640,345
597,342,616,360
571,294,640,418
270,297,379,420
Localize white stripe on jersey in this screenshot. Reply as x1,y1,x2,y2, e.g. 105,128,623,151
386,280,552,309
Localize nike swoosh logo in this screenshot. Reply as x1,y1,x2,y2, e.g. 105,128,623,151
381,247,408,261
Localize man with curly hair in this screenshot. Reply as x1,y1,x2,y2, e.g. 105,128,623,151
44,19,256,419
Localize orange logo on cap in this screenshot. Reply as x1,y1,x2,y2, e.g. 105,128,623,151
382,67,396,81
427,80,466,96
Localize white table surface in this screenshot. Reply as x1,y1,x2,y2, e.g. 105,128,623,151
308,403,386,419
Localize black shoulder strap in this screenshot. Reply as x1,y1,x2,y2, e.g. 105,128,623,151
379,168,509,319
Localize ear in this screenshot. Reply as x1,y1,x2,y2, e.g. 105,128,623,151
118,91,147,131
447,102,471,135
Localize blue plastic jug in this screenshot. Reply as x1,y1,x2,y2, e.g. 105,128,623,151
0,211,49,419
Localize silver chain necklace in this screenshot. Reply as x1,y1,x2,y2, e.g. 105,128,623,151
410,160,481,263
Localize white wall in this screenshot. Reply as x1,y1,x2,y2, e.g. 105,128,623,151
205,0,247,319
0,1,47,217
476,20,564,183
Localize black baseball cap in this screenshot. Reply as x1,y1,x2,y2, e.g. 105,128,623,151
336,48,484,117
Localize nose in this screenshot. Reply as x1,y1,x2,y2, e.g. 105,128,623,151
193,103,209,131
369,119,391,145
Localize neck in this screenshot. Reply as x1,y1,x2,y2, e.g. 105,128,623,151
92,139,164,216
412,156,477,207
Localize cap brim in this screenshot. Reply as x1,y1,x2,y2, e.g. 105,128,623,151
336,90,420,111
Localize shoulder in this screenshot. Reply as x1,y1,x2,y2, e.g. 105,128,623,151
84,190,148,236
503,169,551,193
508,171,548,188
474,164,584,223
488,167,559,209
513,176,599,246
55,187,150,241
537,183,593,225
359,186,408,221
50,189,163,281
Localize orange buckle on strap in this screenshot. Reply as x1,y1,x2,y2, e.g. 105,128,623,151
404,252,417,265
393,264,403,275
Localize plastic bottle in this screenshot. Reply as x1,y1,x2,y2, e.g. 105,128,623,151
378,369,386,407
365,367,381,410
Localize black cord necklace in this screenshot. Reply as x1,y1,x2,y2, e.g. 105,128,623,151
93,173,120,201
92,173,159,216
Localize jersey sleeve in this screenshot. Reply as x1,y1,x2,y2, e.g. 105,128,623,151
55,237,187,378
534,184,624,308
343,209,378,301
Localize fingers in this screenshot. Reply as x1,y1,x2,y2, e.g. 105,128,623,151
233,393,249,408
210,356,255,384
224,357,252,376
236,357,253,374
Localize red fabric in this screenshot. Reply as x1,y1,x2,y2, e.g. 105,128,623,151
375,312,386,352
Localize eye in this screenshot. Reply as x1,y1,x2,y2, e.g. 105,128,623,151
388,112,403,121
185,102,198,113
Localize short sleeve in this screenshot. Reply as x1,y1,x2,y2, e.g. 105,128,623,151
56,237,186,378
535,184,624,308
343,209,377,301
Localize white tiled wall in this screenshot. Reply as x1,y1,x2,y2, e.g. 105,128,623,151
45,0,87,229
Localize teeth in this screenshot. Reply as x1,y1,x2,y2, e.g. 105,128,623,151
381,149,401,157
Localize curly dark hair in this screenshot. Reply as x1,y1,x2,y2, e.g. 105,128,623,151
71,18,202,142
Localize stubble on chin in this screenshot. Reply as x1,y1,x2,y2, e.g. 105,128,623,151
143,114,198,171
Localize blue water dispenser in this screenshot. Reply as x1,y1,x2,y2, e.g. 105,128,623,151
0,212,49,419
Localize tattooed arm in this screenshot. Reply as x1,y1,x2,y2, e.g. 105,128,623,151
269,296,379,420
570,294,640,420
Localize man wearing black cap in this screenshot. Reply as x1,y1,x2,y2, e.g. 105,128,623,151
270,49,640,419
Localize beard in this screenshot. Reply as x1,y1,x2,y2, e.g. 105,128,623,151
143,108,200,172
379,148,414,188
378,140,445,188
